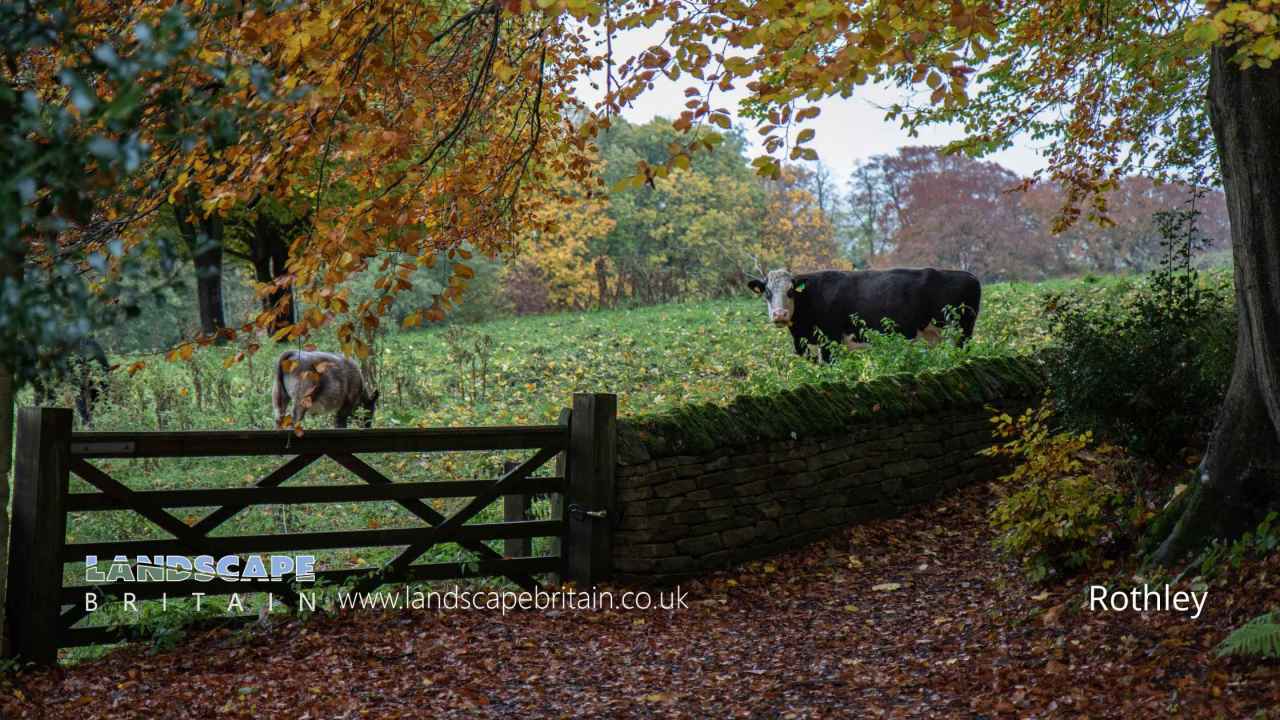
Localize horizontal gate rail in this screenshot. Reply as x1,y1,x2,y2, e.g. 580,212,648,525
66,476,566,510
70,425,568,458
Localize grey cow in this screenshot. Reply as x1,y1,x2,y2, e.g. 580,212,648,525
273,350,379,429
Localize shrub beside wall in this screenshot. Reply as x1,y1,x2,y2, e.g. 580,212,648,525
610,357,1045,583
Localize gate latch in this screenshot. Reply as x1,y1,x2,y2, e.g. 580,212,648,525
568,504,608,521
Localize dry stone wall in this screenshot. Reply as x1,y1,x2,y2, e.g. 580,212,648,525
610,357,1044,583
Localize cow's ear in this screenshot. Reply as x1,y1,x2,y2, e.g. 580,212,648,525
793,281,806,293
747,279,765,294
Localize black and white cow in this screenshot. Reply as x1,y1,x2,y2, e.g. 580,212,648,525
747,268,981,361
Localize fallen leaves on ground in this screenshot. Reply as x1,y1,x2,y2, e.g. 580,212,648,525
4,484,1279,718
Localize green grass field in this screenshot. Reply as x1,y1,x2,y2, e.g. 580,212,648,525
30,274,1138,658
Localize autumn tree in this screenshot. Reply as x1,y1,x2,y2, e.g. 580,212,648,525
505,162,614,314
1022,177,1230,274
595,118,765,302
756,165,846,274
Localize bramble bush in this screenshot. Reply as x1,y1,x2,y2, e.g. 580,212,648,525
1040,199,1235,459
985,398,1141,582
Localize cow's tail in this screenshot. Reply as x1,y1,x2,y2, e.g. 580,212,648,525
273,351,295,424
960,275,982,344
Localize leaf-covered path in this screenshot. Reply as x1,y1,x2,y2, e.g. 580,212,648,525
5,484,1279,718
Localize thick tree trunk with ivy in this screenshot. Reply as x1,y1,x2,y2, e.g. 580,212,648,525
0,252,18,653
1154,47,1280,564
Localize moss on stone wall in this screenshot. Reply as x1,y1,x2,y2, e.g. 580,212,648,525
617,356,1045,463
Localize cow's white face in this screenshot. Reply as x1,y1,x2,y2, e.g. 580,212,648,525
748,269,805,326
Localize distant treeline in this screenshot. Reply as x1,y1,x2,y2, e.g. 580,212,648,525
113,118,1229,353
503,118,1229,314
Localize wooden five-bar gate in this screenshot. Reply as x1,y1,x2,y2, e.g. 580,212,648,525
6,393,617,664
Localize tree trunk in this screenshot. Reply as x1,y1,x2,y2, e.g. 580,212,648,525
173,200,226,339
248,213,297,337
0,251,19,654
1154,46,1280,564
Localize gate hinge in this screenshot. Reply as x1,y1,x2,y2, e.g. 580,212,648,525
567,504,608,521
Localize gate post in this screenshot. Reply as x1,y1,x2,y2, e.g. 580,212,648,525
564,393,616,588
7,407,72,664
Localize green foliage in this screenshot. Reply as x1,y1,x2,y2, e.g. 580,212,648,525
985,398,1139,582
0,2,232,384
1041,198,1235,458
595,118,767,303
1217,612,1280,660
1196,512,1280,580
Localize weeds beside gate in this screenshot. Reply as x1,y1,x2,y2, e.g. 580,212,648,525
6,393,617,664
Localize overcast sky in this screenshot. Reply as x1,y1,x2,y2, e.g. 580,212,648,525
574,26,1048,183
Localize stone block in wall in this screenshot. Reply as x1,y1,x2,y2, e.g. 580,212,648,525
691,515,741,531
759,501,784,519
644,468,679,486
653,478,699,498
881,477,904,497
618,515,653,531
731,452,770,468
677,463,707,478
619,485,654,502
696,469,737,488
882,460,914,479
653,509,708,526
775,459,809,474
615,557,658,574
754,519,780,541
706,505,737,522
807,446,852,471
615,542,677,559
721,525,758,547
676,532,723,556
617,461,657,479
656,556,698,573
911,442,945,458
705,456,732,472
844,484,881,506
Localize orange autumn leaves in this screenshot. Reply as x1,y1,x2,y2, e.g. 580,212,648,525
52,0,595,360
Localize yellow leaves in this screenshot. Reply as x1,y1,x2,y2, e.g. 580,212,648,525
1188,2,1280,66
795,106,821,121
453,263,475,280
166,343,195,362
